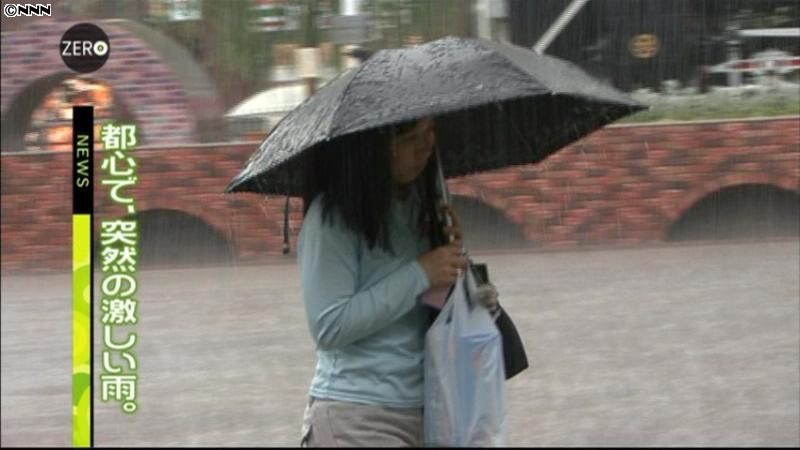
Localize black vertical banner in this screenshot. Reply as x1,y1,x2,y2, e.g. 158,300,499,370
73,106,93,214
72,105,94,447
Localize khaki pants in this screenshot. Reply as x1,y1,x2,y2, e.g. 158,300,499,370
300,397,423,447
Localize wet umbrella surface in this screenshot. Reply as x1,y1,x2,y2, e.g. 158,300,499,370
225,36,645,196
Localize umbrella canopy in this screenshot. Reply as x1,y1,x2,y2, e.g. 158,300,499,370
225,36,646,196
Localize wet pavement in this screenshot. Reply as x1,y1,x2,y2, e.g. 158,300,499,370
2,240,798,447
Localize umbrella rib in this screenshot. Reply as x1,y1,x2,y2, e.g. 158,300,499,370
472,39,551,94
473,38,641,108
327,62,369,138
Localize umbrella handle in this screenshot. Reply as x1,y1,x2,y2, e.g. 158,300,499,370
434,148,469,273
435,146,450,207
435,146,455,244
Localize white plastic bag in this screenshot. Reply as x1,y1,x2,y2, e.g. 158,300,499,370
423,266,507,447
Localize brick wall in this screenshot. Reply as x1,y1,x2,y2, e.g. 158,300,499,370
1,117,798,273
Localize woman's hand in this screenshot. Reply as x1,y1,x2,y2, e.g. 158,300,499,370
417,244,467,289
475,282,500,313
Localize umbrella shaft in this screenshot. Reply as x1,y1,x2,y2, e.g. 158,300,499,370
435,148,454,242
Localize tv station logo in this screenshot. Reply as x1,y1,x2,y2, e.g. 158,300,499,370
60,23,110,73
3,3,51,17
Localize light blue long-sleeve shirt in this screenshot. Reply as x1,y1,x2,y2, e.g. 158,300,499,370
298,191,433,407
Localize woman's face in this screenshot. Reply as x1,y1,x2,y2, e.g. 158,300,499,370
390,117,436,185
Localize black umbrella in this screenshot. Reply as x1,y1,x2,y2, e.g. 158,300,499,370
225,36,644,382
225,36,645,196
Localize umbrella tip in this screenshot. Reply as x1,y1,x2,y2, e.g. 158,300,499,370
223,180,238,194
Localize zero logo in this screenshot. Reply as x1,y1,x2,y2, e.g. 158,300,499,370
60,23,110,73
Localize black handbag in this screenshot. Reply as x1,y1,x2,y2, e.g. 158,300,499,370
470,262,529,380
492,305,529,380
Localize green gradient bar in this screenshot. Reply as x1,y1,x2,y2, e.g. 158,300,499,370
73,106,93,447
73,215,92,447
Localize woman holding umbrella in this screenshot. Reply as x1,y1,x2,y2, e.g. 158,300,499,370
297,116,500,447
225,36,643,447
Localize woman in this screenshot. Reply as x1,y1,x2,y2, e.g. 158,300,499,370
297,117,498,447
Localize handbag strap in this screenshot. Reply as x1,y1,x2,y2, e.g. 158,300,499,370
462,259,477,309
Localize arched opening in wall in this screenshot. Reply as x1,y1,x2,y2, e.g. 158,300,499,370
1,73,137,152
450,195,533,251
666,184,800,241
97,210,237,269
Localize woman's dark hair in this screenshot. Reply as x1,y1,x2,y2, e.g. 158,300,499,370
301,121,445,254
